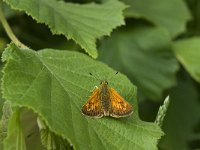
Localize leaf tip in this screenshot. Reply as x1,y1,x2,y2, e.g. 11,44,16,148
155,95,170,127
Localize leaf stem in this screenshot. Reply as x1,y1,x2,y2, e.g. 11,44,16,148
0,1,27,48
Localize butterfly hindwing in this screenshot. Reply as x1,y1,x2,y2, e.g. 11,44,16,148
81,88,104,118
109,88,133,118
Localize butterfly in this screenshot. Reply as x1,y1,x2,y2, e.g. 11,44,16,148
81,80,133,118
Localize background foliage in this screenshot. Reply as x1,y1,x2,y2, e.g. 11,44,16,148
0,0,200,149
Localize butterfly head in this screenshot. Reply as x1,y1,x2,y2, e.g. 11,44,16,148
100,80,109,90
89,72,118,84
100,80,108,85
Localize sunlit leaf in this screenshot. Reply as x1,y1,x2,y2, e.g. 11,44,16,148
173,37,200,83
2,43,163,149
3,0,126,58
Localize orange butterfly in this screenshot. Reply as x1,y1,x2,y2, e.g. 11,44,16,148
82,80,133,118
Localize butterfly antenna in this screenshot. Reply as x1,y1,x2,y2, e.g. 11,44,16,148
89,73,101,81
108,71,119,81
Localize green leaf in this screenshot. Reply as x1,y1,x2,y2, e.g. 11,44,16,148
2,2,20,19
37,117,72,150
21,109,45,150
159,74,200,149
2,43,163,149
173,37,200,83
0,64,5,118
98,25,179,100
38,118,56,150
185,0,200,36
3,108,27,150
0,38,7,52
3,0,126,58
122,0,191,37
0,101,12,150
155,96,169,127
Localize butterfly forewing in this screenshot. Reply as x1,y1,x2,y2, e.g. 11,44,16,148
109,88,133,118
81,88,104,118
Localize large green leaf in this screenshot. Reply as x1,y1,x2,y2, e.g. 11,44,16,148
173,37,200,83
3,0,126,58
2,43,163,149
122,0,191,37
98,25,179,100
159,74,200,149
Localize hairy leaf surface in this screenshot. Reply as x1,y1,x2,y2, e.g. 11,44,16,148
2,43,163,149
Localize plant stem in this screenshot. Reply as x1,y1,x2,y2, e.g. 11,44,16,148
0,1,27,48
